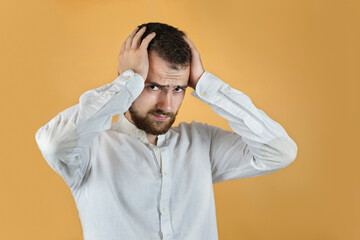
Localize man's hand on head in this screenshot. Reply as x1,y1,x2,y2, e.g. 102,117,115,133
184,36,205,90
118,26,156,81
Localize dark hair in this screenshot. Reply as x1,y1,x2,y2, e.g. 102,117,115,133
136,22,191,69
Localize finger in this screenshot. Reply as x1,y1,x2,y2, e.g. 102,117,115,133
140,32,156,50
131,26,147,49
125,35,132,50
120,41,125,54
184,36,197,52
124,27,139,50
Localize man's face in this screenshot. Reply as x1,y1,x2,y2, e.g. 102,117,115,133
126,50,190,135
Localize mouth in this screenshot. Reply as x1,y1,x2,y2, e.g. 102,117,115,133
152,113,169,121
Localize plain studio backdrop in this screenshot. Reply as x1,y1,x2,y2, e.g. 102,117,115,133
0,0,359,239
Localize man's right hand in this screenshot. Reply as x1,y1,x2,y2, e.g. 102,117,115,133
117,26,156,81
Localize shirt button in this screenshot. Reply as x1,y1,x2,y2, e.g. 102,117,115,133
162,206,167,212
105,93,111,97
163,172,168,176
123,70,134,79
200,91,206,97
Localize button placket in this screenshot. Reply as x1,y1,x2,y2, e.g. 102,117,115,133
158,148,173,239
151,146,161,170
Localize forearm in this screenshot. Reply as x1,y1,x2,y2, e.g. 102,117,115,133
192,71,297,170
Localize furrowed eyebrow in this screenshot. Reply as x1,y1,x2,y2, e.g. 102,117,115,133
145,82,167,87
145,82,188,89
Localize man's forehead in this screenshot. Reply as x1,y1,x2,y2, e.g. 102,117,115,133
146,74,189,88
147,68,188,80
147,55,190,85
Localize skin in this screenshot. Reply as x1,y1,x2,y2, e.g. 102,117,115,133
118,26,205,145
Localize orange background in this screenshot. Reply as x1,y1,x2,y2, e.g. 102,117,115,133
1,0,359,239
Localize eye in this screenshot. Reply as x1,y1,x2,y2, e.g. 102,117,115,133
148,85,160,91
174,87,185,93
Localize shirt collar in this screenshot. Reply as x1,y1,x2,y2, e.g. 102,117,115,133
116,113,148,142
115,114,168,147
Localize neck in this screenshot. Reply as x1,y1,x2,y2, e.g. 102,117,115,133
147,133,158,145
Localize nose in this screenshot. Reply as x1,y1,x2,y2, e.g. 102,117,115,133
156,90,172,113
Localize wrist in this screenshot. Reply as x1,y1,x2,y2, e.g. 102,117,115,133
191,70,205,89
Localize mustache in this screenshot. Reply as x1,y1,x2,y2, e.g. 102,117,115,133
148,109,175,117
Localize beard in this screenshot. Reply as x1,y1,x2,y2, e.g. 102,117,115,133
128,106,178,135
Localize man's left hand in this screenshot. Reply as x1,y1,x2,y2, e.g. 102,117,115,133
184,36,205,89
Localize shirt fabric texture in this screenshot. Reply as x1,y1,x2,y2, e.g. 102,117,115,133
35,70,297,240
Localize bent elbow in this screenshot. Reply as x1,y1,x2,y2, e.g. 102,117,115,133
35,126,59,159
35,118,79,161
284,138,298,165
260,136,298,169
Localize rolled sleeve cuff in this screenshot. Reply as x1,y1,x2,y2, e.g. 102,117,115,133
121,70,145,102
191,71,226,103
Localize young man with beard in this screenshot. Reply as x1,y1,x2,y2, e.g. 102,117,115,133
35,22,297,240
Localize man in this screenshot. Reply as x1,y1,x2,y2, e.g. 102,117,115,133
36,22,297,240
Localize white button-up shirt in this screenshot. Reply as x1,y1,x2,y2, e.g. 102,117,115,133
35,70,297,240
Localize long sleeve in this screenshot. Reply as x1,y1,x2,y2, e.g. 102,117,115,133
191,71,298,183
35,70,144,189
